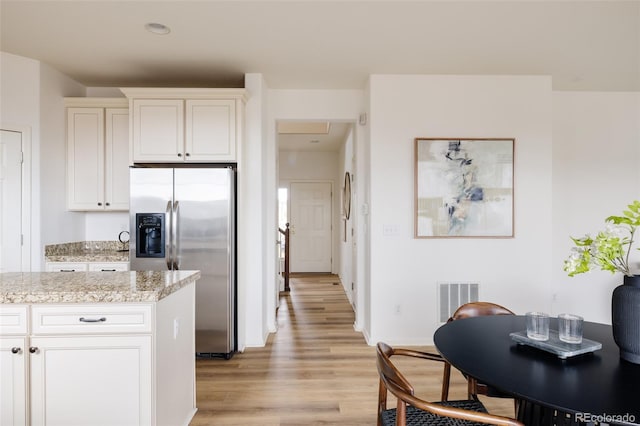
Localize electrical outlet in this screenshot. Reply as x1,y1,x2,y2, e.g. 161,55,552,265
394,304,401,314
173,318,179,339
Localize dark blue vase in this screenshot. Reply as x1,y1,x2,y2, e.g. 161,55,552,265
612,275,640,364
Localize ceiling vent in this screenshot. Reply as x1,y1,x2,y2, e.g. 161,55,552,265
277,122,331,135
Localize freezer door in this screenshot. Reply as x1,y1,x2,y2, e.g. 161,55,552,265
129,168,174,271
174,167,235,355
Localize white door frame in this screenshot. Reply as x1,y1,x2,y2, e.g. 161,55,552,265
1,124,32,272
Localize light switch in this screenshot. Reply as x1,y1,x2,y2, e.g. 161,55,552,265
383,224,400,236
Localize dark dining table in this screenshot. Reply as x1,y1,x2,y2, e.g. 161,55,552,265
434,315,640,426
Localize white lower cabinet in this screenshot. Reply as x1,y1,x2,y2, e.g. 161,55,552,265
44,262,88,272
0,286,196,426
29,335,152,426
45,262,129,272
0,305,28,426
0,337,27,426
87,262,129,272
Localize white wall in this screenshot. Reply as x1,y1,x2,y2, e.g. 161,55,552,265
338,128,355,304
1,52,86,270
367,75,553,345
241,73,270,348
279,151,339,181
1,53,41,269
85,212,129,241
338,128,358,309
551,92,640,324
39,62,87,258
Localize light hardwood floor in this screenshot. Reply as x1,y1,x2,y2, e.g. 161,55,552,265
190,273,514,425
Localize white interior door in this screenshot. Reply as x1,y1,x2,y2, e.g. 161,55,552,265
0,130,22,272
290,182,332,273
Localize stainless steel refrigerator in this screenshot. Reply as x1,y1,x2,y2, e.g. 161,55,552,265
129,165,236,358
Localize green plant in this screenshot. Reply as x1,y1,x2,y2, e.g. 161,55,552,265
564,200,640,277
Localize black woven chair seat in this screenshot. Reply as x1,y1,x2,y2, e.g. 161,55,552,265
381,399,489,426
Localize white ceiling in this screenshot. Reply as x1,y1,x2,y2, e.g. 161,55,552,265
1,1,639,92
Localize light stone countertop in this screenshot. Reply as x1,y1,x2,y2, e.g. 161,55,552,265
0,270,200,304
44,241,129,263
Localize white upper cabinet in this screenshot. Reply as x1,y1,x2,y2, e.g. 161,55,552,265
105,108,131,210
121,88,246,164
65,98,129,211
185,99,236,161
131,99,184,162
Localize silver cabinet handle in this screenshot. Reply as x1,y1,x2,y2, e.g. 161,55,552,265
79,317,107,323
29,347,38,354
11,347,21,354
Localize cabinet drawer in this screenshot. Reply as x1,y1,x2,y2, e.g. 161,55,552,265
0,305,28,334
45,262,89,272
31,304,153,335
88,262,129,272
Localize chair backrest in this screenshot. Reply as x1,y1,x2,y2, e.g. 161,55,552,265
449,302,515,322
441,302,516,402
376,342,438,426
376,342,524,426
376,342,414,396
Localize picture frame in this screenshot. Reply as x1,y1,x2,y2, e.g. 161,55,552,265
414,138,514,238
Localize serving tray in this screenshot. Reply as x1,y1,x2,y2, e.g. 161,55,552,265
510,330,602,359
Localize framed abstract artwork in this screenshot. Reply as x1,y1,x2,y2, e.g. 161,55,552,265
414,138,514,238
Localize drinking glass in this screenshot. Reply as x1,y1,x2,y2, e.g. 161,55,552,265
558,313,583,344
526,312,550,341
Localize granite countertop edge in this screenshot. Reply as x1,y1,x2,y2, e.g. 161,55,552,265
0,271,201,304
45,252,129,263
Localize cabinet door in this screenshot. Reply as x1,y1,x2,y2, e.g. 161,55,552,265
0,337,27,426
29,335,152,426
104,108,129,210
44,262,89,272
132,99,184,162
185,99,236,161
67,108,104,210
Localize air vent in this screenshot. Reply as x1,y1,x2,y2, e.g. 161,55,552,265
277,122,331,134
439,282,479,322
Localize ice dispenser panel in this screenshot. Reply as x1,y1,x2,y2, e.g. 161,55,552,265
136,213,165,258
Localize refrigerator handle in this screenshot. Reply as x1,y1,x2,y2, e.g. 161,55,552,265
165,200,173,270
173,200,180,270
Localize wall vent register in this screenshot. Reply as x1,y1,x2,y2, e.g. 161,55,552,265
439,282,479,322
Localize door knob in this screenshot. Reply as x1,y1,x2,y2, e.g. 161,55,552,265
11,347,21,354
29,347,39,354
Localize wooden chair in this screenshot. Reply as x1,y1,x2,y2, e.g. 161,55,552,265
376,342,523,426
440,302,515,402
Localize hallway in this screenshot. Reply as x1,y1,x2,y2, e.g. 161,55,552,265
189,273,513,425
